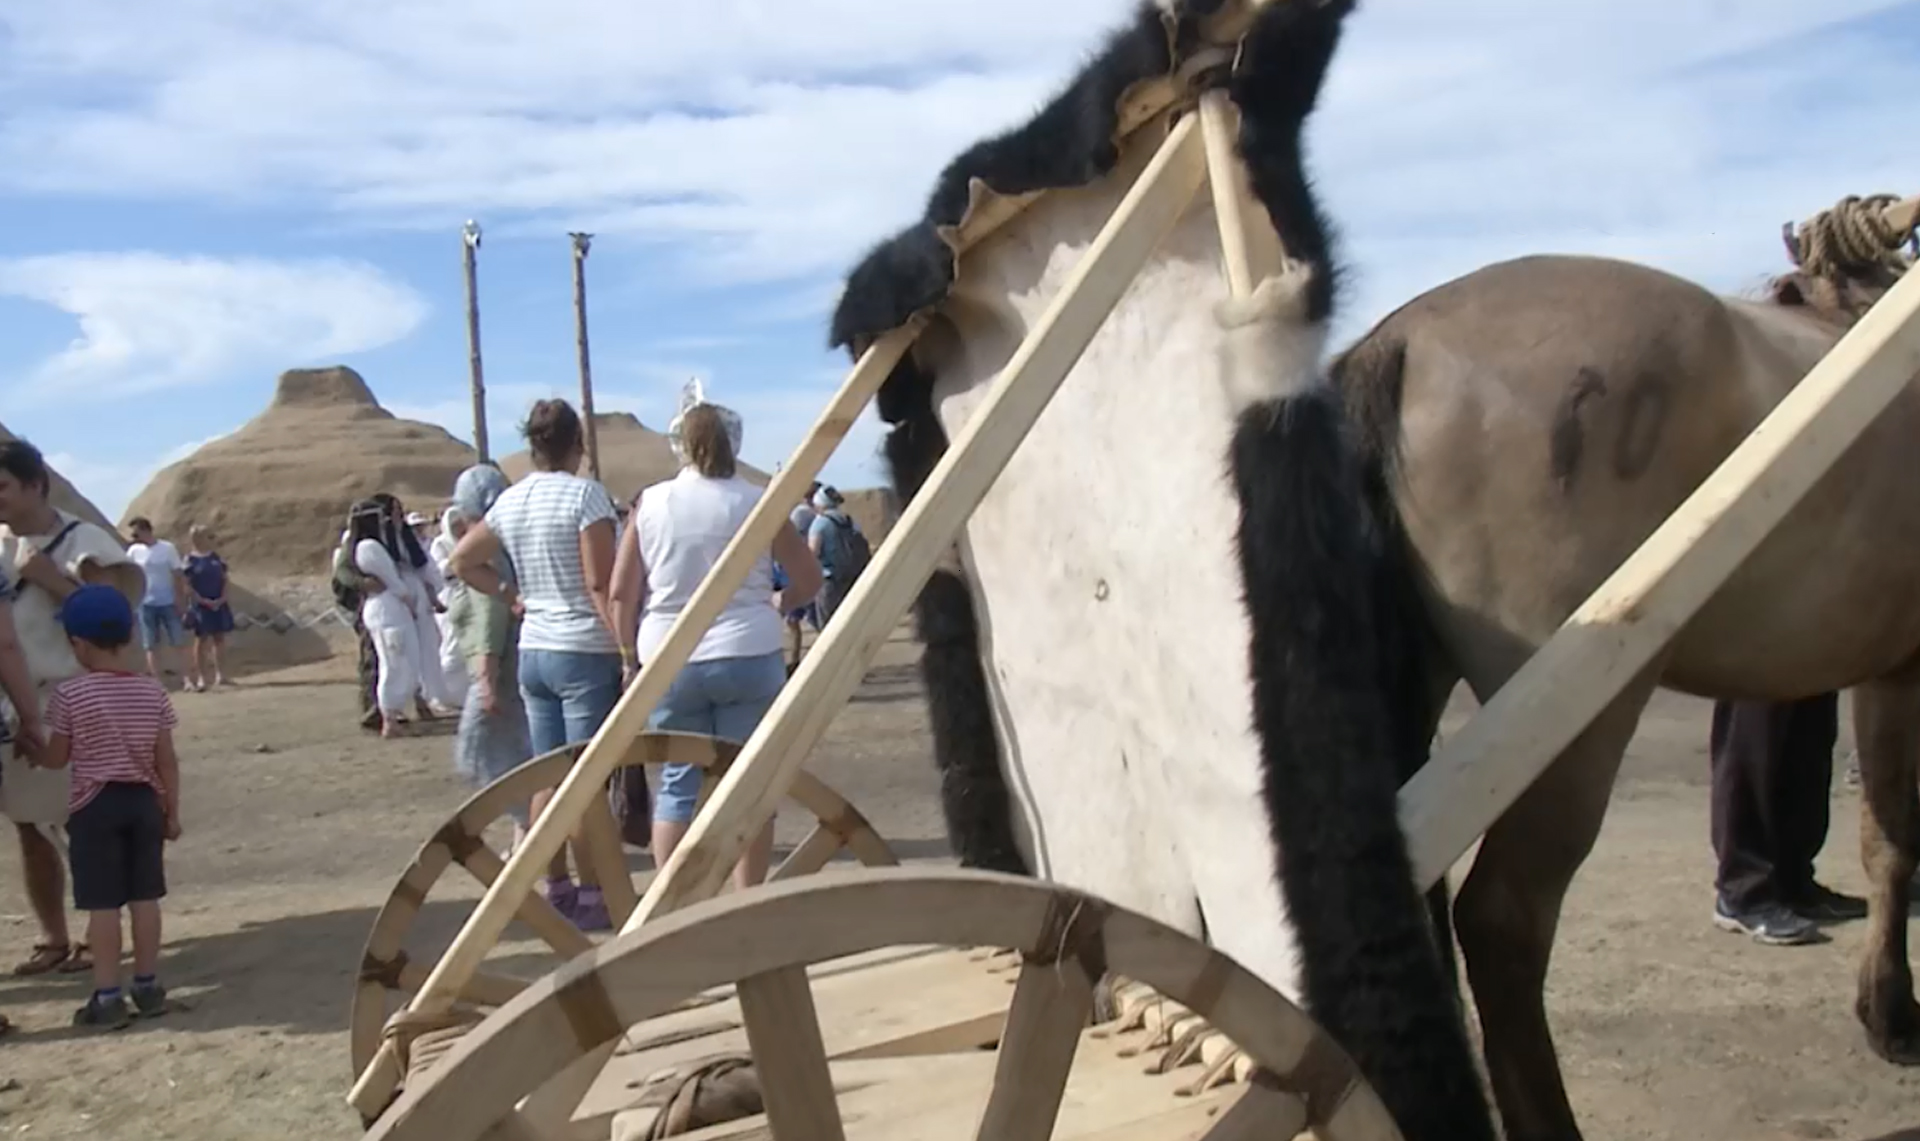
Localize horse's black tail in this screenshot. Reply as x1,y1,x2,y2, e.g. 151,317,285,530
1222,4,1494,1140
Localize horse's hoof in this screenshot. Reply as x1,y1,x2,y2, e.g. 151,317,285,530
1858,996,1920,1065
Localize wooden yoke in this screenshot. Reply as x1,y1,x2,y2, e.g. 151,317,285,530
348,0,1293,1122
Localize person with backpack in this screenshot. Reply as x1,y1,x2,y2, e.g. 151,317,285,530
806,486,869,627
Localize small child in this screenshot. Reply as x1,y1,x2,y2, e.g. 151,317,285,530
40,584,182,1030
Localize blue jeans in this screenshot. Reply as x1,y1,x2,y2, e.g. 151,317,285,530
645,651,787,824
518,649,623,758
138,604,185,650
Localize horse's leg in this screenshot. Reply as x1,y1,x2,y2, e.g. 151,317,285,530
1848,678,1920,1064
1451,670,1657,1141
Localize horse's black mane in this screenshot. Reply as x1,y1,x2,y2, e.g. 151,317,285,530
828,1,1237,358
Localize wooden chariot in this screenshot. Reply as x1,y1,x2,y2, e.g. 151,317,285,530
343,0,1920,1136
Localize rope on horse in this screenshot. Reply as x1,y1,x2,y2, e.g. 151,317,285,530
1785,193,1917,279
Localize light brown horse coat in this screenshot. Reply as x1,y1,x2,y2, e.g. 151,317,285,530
1336,252,1919,1141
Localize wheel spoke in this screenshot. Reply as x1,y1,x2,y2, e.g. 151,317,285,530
579,796,640,926
462,846,593,957
1197,1079,1309,1141
974,954,1096,1141
771,823,844,881
737,964,846,1141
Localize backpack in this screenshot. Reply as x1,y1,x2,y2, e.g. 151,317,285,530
818,513,871,585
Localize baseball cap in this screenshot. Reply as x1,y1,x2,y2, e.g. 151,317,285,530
60,584,134,644
405,511,428,527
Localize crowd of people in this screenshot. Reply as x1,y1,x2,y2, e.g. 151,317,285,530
325,386,864,927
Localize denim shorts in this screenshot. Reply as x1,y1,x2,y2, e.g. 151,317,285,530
138,604,186,650
517,648,624,758
645,651,787,824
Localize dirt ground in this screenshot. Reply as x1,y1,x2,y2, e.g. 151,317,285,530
0,629,1913,1141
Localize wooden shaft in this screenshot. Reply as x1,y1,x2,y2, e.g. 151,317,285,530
623,111,1210,931
1400,262,1920,888
463,235,488,463
571,234,600,485
1198,92,1257,298
346,321,923,1118
1885,195,1920,244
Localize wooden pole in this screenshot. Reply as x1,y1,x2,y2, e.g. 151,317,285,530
462,220,489,463
1400,261,1920,889
570,232,601,484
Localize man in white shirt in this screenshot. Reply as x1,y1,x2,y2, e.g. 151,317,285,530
0,438,142,976
126,517,190,687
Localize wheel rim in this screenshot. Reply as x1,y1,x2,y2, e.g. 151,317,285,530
349,732,898,1078
366,866,1402,1141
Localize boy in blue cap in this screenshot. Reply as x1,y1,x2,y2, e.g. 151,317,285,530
39,583,181,1029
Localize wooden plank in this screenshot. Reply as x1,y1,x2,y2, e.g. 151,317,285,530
575,947,1014,1128
607,1035,1246,1141
737,966,845,1141
1401,261,1920,888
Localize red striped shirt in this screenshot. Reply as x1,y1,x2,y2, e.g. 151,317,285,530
46,670,177,813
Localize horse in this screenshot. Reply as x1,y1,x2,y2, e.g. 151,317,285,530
830,2,1497,1140
1293,198,1920,1141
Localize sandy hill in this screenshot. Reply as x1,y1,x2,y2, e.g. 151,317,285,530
124,367,477,578
0,422,332,672
499,412,771,505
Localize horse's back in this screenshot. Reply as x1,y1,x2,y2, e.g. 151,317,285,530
1361,253,1920,697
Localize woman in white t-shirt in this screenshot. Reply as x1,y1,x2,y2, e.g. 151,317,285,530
611,396,820,888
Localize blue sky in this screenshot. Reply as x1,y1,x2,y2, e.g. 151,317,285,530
1,0,1916,521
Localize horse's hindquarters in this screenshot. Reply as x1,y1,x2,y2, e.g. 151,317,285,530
915,152,1303,1002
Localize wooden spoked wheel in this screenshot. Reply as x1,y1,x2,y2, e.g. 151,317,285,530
349,731,898,1080
365,867,1403,1141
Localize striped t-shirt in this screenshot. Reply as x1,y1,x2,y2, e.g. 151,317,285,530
484,470,621,654
46,670,177,813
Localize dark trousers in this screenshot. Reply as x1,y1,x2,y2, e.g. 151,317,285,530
356,617,380,728
1708,692,1837,910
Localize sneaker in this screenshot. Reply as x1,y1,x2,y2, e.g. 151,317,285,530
537,877,577,917
570,887,613,932
130,982,169,1019
1786,882,1869,923
1714,897,1823,945
73,992,132,1031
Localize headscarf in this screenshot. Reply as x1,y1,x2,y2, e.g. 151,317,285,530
368,492,428,569
665,377,743,467
451,463,517,590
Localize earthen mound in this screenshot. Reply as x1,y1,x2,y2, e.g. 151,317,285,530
124,367,477,578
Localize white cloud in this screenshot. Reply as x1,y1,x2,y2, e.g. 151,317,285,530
2,0,1913,302
5,0,1918,518
0,253,429,400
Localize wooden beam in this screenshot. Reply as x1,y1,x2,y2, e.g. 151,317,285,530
1401,262,1920,888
